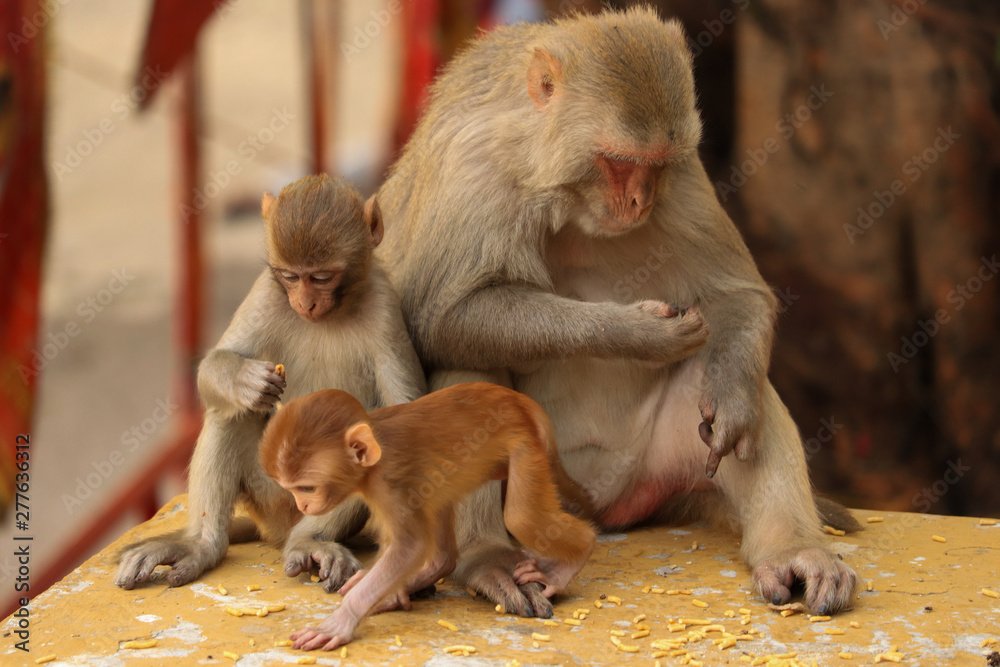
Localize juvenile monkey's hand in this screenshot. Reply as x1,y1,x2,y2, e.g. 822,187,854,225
630,301,709,363
698,370,763,477
234,359,286,413
283,537,361,592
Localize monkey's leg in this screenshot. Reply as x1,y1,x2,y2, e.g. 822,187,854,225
656,366,858,614
408,507,458,591
291,540,427,651
432,370,553,618
504,444,596,598
115,415,252,588
284,497,367,592
359,507,458,615
712,382,858,613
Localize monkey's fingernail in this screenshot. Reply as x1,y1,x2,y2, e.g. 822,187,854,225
772,593,784,605
816,603,828,615
705,469,715,479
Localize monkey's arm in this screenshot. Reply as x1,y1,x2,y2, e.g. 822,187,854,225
197,275,287,419
197,350,286,419
696,284,776,476
675,199,778,477
291,535,424,651
425,287,707,371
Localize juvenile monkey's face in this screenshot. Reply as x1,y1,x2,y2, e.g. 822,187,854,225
275,464,353,516
272,265,345,322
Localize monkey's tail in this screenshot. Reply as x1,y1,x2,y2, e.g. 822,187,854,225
524,398,595,521
814,496,863,533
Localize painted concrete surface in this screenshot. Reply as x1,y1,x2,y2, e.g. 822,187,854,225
3,499,998,666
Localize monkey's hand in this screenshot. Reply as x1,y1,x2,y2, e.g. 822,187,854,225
453,544,553,618
291,609,358,651
698,372,763,478
283,537,361,593
631,301,709,364
753,547,858,615
115,538,219,589
234,359,286,413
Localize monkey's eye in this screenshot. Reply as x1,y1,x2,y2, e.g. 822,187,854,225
276,270,299,282
297,486,316,494
310,274,334,285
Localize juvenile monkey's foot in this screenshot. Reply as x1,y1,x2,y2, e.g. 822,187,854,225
513,553,577,598
753,547,858,615
283,538,361,593
453,545,552,618
115,538,218,589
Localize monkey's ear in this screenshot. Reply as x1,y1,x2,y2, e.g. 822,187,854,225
363,195,384,247
345,422,382,467
527,48,562,110
261,192,277,220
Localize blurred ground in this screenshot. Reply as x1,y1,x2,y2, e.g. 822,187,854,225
0,0,400,614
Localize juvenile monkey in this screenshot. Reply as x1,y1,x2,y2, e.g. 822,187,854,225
260,383,597,651
377,7,858,616
115,174,425,591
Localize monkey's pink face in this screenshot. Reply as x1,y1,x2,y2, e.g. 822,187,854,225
591,150,666,234
272,267,344,322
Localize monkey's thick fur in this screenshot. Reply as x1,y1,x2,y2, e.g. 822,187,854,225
377,6,859,617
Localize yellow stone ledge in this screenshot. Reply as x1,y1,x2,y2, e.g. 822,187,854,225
3,496,998,666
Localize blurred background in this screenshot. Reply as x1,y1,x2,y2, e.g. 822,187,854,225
0,0,998,617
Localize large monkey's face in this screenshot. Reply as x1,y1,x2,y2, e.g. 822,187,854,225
529,13,701,237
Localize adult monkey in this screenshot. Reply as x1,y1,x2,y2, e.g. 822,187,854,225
377,7,858,617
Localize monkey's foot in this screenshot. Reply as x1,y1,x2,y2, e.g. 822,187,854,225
513,553,577,598
753,547,858,615
453,545,552,618
283,538,361,593
115,538,218,589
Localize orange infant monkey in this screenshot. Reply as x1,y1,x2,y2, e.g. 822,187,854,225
260,383,597,651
